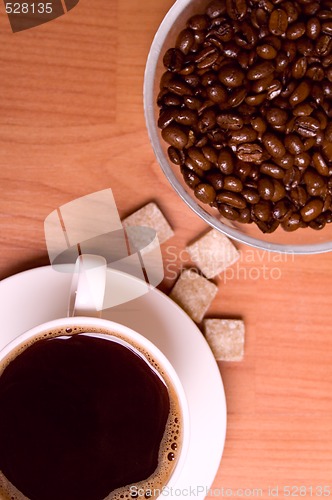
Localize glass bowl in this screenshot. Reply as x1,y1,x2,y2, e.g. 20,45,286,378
144,0,332,254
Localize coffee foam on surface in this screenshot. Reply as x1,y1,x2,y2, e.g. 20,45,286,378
0,325,183,500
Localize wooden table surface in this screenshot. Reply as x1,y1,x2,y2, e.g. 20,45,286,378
1,1,332,498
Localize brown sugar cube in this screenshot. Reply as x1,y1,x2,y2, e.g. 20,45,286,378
122,202,174,245
186,229,240,279
169,269,218,323
204,319,245,361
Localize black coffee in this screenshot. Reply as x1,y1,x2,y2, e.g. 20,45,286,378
0,327,182,500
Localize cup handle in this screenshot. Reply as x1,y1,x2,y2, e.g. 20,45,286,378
68,254,107,317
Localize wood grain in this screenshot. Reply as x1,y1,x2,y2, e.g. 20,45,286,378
1,1,332,498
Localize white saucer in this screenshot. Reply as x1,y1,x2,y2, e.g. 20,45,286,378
0,266,227,499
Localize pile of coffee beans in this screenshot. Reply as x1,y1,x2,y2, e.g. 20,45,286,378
157,0,332,232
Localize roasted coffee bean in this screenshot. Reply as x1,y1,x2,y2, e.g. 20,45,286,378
306,17,321,40
184,73,200,88
187,14,209,31
290,186,308,207
293,152,311,168
283,40,297,62
297,38,314,57
322,22,332,37
205,170,224,190
292,57,307,79
188,147,212,171
269,9,288,36
185,157,205,177
183,96,202,110
162,93,183,107
242,188,260,204
173,108,197,126
309,215,326,230
285,134,305,154
206,0,227,18
281,213,301,231
223,175,243,192
251,74,274,93
283,166,301,189
239,207,252,223
293,103,314,117
236,143,263,162
181,167,201,188
175,29,196,55
198,108,217,132
275,51,289,72
258,176,274,199
294,116,321,137
256,43,277,60
300,198,324,221
282,1,299,23
271,179,286,201
266,107,288,126
218,203,240,220
312,152,329,176
266,79,283,100
163,49,185,72
186,130,196,149
158,109,176,129
218,64,245,87
200,72,218,87
315,110,328,130
306,64,325,81
167,77,193,96
255,219,280,233
228,126,258,145
206,83,228,103
161,125,188,149
252,200,272,221
247,61,275,80
202,146,218,164
245,93,267,106
273,199,292,220
218,149,235,174
316,34,332,56
235,21,258,48
226,0,247,20
304,2,319,16
196,48,220,69
236,161,252,180
262,132,286,158
274,154,294,170
323,193,332,211
216,190,247,208
286,22,306,40
228,88,247,107
260,162,285,179
194,183,216,203
168,147,185,166
217,112,244,130
289,81,311,106
251,116,267,134
304,168,325,190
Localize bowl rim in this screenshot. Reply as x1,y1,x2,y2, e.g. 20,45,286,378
143,0,332,255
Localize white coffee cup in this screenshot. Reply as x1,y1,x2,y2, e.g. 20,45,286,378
0,256,190,500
